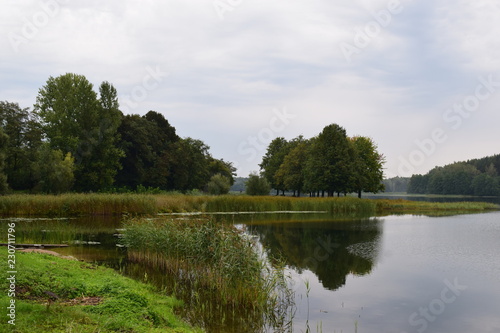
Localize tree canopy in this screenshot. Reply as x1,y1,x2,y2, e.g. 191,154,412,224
408,156,500,196
259,124,385,197
0,73,234,194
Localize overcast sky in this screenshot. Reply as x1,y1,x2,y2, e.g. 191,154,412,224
2,0,500,178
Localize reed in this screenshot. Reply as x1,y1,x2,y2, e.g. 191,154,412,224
122,217,294,328
0,193,157,216
1,193,497,216
374,199,499,213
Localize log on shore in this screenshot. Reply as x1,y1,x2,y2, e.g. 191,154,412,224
0,243,69,248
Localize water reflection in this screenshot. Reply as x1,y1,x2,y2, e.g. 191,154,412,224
7,212,500,332
247,218,383,291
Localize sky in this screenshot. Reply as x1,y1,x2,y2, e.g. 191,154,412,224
2,0,500,178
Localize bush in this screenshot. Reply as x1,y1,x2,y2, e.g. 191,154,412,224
207,173,231,195
245,173,271,196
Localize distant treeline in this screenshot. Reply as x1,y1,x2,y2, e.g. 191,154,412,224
0,73,235,194
408,154,500,196
383,177,410,193
258,124,385,198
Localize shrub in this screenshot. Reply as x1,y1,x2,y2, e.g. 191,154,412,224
207,173,231,195
245,173,271,196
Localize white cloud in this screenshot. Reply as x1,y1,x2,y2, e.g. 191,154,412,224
1,0,499,177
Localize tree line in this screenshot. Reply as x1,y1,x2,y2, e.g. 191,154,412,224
0,73,235,194
258,124,385,197
408,154,500,196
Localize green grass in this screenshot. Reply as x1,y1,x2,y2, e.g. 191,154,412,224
0,193,497,216
374,199,499,213
122,217,294,330
0,252,201,333
0,193,157,216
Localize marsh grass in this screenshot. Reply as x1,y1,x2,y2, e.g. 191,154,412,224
122,217,294,331
0,193,157,216
374,199,499,213
1,193,497,216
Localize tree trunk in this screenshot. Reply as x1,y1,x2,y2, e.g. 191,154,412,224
358,190,362,198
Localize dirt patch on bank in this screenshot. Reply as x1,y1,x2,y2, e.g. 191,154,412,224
19,248,78,260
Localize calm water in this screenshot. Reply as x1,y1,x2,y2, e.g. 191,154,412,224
253,211,500,333
3,210,500,332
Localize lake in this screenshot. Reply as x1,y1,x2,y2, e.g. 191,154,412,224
258,211,500,333
4,209,500,332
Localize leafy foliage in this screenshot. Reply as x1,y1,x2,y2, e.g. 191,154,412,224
207,173,231,195
0,126,8,194
1,74,233,194
260,124,385,197
408,157,500,196
245,173,271,196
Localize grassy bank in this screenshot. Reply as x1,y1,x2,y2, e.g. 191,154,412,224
0,193,498,216
0,252,200,333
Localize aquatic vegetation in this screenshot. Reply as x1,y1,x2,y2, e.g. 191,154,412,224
122,217,295,331
0,193,497,216
0,193,157,216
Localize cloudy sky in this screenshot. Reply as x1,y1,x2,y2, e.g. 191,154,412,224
2,0,500,178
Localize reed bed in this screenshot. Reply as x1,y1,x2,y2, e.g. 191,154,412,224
374,199,499,213
0,193,157,216
122,217,294,329
1,193,497,216
156,195,378,215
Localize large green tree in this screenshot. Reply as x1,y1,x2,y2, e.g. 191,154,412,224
350,136,385,198
32,144,75,194
0,101,43,190
164,138,212,191
115,111,179,190
34,74,123,191
275,138,309,196
307,124,355,196
259,137,290,195
0,126,9,194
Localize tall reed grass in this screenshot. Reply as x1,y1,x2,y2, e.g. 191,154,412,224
1,193,497,216
156,195,378,215
0,193,156,216
374,199,499,213
122,217,294,329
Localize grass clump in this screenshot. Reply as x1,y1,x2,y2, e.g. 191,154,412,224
0,193,157,216
0,252,200,333
1,193,497,217
122,217,294,330
375,199,499,213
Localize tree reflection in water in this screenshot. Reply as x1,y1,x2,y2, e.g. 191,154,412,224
247,217,383,291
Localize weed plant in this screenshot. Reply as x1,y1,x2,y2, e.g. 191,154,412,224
0,193,157,216
122,217,294,331
1,193,497,216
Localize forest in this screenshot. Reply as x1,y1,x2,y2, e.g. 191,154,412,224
0,73,386,196
0,73,236,194
257,124,385,198
407,154,500,196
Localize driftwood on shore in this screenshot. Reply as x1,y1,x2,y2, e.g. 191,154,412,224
0,243,69,248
